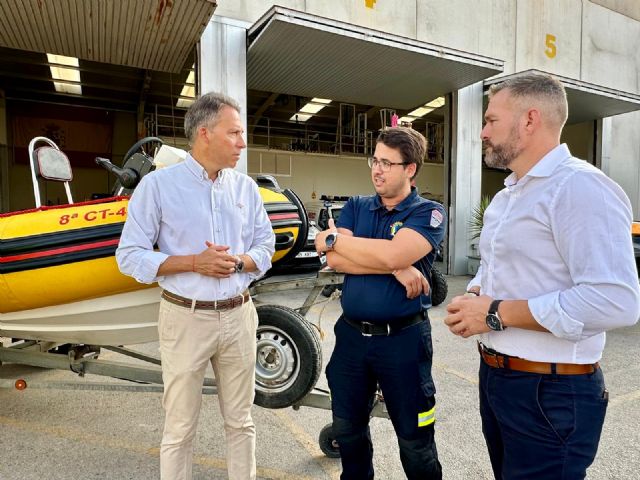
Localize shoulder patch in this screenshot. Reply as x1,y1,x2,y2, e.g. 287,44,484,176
430,209,443,228
390,221,403,236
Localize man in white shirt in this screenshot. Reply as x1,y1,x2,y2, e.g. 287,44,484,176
116,92,275,480
445,73,640,480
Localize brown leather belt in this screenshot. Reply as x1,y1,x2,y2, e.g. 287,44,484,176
478,343,599,375
161,290,250,311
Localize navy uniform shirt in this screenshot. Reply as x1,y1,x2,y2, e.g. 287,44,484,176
336,188,446,323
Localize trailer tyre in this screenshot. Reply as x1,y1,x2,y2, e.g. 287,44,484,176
430,267,448,307
254,305,322,409
319,423,341,458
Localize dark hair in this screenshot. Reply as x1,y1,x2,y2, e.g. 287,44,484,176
184,91,241,144
489,72,568,129
376,127,426,179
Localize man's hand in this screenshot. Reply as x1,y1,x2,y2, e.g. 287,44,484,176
195,241,237,278
315,218,338,254
393,266,429,299
444,294,494,338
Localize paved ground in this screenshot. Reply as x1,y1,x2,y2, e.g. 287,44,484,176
1,273,639,479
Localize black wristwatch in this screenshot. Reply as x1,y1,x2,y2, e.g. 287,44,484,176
325,232,339,251
234,257,245,273
486,299,506,331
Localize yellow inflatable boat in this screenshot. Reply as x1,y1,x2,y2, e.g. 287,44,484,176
0,138,308,345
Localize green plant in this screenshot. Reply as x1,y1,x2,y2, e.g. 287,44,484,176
469,195,491,240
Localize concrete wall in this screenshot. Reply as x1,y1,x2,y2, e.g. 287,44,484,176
247,148,445,204
608,110,640,219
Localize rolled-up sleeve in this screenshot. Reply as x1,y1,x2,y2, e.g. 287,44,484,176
116,177,169,284
244,185,276,280
528,171,640,341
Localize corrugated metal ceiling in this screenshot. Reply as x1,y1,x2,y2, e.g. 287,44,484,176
485,70,640,124
247,7,504,110
0,0,216,73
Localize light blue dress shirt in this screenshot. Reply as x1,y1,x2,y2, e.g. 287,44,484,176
116,153,275,301
470,144,640,363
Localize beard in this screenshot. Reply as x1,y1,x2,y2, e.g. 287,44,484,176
483,127,522,169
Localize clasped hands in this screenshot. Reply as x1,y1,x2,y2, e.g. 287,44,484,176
444,293,493,337
194,241,240,278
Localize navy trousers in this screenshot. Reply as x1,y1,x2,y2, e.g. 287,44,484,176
326,315,442,480
479,360,609,480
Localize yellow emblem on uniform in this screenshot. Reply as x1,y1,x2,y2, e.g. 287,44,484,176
390,221,403,236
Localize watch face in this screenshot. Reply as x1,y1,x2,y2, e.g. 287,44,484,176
486,314,503,331
325,233,336,248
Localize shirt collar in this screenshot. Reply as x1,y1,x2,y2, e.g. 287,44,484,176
504,143,571,187
184,153,227,184
370,187,418,211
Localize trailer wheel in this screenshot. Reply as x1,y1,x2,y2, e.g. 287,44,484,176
254,305,322,409
430,267,448,307
319,423,341,458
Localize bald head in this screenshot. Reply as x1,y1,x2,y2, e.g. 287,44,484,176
489,73,568,133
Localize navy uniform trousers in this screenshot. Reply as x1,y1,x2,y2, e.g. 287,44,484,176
479,360,609,479
326,315,442,480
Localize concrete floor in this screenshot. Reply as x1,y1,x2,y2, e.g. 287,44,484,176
1,273,639,479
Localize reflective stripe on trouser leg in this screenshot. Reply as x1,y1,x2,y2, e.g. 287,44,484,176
418,406,436,427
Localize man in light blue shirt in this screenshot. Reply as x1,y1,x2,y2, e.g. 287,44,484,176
116,92,275,480
445,73,639,480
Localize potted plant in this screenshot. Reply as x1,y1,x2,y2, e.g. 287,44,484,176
467,195,491,274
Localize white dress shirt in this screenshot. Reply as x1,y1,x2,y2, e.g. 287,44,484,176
116,153,275,301
471,144,639,363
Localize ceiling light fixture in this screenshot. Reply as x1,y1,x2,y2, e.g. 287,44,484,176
47,53,82,95
290,97,332,122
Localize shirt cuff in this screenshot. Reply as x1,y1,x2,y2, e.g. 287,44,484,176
245,249,271,281
132,251,169,284
528,292,584,342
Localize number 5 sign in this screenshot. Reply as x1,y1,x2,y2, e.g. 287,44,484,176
545,34,557,59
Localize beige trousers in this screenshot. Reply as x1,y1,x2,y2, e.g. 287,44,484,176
158,298,258,480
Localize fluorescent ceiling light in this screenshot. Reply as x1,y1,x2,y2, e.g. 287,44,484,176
300,103,326,114
290,113,313,122
47,53,81,95
405,96,446,119
177,65,196,108
291,98,332,122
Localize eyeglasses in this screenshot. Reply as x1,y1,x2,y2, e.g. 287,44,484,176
367,157,409,171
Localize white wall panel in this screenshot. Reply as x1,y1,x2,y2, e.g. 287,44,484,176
514,0,582,77
305,0,417,38
581,1,640,93
417,0,516,73
214,1,304,23
608,110,640,218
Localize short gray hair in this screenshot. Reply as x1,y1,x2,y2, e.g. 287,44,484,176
489,72,568,130
184,92,241,144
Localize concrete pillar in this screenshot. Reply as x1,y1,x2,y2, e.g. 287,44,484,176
0,89,9,212
449,81,484,275
199,16,251,173
595,117,612,174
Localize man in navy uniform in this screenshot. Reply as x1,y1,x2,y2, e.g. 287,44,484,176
316,126,445,480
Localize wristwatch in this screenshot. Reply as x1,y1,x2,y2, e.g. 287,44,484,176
234,256,245,273
325,232,339,251
485,299,506,331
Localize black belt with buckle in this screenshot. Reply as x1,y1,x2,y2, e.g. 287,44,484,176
343,311,426,336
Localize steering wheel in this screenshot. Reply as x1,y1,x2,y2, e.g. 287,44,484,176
123,136,164,163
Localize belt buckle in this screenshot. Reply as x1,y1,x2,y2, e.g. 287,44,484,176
361,322,374,337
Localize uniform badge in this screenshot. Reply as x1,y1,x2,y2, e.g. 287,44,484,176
390,221,403,236
430,209,443,228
